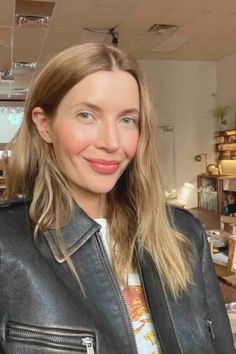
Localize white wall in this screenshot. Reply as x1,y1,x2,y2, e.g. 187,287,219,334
217,52,236,105
139,60,217,207
217,52,236,129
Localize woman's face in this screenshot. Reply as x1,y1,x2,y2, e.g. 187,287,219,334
41,70,140,203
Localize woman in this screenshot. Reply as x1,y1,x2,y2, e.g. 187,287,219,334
0,43,234,354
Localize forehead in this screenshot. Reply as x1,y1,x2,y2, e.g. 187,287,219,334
58,70,140,110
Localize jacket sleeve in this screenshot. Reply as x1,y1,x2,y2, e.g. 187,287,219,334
200,224,236,353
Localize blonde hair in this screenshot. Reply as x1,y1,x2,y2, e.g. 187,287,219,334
5,43,191,298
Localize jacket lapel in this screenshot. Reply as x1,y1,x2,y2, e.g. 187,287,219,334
138,249,182,354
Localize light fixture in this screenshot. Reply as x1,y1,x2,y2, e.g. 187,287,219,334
11,62,37,73
11,87,28,96
109,28,119,47
16,15,50,28
83,27,119,47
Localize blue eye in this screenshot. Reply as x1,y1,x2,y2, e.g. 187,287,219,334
78,112,91,119
121,117,137,126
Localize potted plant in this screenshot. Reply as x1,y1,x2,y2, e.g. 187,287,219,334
213,104,230,131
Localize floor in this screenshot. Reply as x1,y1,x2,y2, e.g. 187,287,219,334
219,278,236,303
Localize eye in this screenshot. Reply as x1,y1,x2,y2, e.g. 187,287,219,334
121,116,138,127
77,111,93,120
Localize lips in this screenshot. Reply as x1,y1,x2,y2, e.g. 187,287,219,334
84,158,121,174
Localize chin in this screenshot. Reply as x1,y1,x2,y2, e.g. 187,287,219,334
89,181,118,194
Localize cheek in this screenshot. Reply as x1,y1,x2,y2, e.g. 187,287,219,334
124,132,139,159
54,121,87,154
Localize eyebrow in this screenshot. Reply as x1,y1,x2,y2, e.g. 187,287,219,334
72,101,140,116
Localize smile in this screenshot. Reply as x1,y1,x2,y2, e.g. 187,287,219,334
84,158,121,174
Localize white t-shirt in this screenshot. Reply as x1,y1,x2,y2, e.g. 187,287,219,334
95,218,162,354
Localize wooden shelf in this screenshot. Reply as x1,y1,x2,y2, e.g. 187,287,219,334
0,176,6,196
215,130,236,160
197,174,236,214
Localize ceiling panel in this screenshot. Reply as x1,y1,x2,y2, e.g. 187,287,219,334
14,27,48,62
38,0,96,64
117,0,207,34
0,0,236,99
15,0,55,16
146,37,218,61
0,47,11,70
0,0,14,26
0,27,12,46
85,0,138,29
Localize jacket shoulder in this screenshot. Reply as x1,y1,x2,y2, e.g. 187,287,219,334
167,204,203,227
0,198,30,239
0,198,29,219
0,197,29,209
167,204,205,248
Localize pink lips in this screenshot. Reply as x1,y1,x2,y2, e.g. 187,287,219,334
85,158,121,174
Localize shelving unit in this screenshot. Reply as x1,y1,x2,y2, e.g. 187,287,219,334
197,174,236,214
215,129,236,160
0,176,6,197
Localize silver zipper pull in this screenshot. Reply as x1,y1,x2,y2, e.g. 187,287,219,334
81,337,95,354
206,319,215,339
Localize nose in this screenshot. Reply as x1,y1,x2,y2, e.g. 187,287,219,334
95,119,120,152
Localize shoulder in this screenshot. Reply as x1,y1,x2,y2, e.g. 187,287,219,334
167,204,205,249
0,198,30,240
0,197,29,216
167,204,203,230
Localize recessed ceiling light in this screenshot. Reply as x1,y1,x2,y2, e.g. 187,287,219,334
11,87,28,95
11,62,37,73
16,15,50,28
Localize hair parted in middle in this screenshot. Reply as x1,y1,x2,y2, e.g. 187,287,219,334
6,43,192,298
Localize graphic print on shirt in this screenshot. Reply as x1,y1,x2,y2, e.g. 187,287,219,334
122,279,162,354
95,219,162,354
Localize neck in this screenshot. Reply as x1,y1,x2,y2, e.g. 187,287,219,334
72,189,107,219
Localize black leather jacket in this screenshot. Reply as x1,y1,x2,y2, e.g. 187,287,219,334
0,199,235,354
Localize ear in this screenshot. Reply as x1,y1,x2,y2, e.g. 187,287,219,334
32,107,53,143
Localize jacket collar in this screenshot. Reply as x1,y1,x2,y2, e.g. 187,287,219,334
44,204,101,263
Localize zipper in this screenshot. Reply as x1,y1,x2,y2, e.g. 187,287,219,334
119,281,140,354
81,337,95,354
135,250,165,353
135,248,183,354
205,318,215,339
95,233,139,354
6,323,95,353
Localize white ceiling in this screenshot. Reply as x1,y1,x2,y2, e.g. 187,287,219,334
1,0,236,99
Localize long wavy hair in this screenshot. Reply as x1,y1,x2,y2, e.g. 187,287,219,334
5,43,191,298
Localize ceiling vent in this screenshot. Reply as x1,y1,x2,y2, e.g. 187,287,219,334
12,62,37,73
1,70,14,83
148,24,179,35
16,15,50,28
